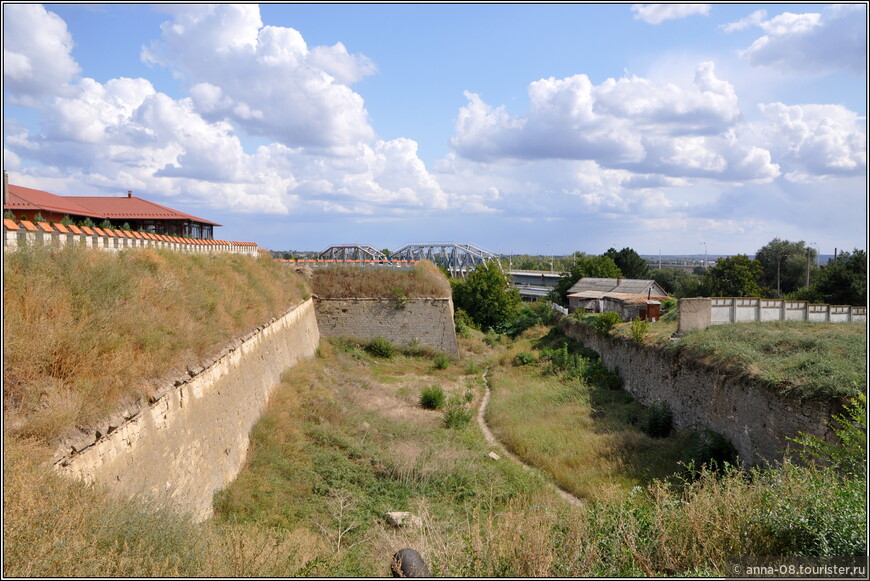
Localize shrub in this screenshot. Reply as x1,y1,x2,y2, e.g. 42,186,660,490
630,317,650,343
420,385,446,410
483,330,501,347
433,354,451,370
390,286,408,309
366,336,395,358
642,403,673,438
593,311,622,335
682,429,738,471
790,393,866,478
660,299,679,322
512,352,535,366
444,397,473,429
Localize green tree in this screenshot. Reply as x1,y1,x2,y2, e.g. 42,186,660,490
551,254,621,305
702,254,763,297
755,238,817,297
451,261,521,331
803,249,867,306
650,267,692,295
603,247,650,279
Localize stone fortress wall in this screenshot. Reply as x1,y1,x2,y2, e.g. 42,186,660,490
314,297,460,357
54,300,320,522
559,317,845,465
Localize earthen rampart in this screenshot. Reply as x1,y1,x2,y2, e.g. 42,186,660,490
53,299,320,522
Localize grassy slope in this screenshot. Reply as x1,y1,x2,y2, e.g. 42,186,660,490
310,260,451,298
3,245,309,444
598,314,865,401
669,321,866,400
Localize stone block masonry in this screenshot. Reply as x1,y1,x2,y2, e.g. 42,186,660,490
314,297,460,358
53,299,320,522
559,317,845,465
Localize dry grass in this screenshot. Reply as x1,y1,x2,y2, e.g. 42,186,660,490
310,260,451,299
2,437,326,577
3,245,309,444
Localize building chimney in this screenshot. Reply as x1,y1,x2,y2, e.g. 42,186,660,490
616,277,621,286
127,190,132,198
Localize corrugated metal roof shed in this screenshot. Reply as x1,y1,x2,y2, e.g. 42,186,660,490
567,277,668,297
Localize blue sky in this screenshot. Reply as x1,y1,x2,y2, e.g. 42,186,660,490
3,3,867,257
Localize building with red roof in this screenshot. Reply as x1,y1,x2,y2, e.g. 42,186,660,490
3,173,220,239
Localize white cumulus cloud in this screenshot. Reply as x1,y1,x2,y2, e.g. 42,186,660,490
141,4,377,148
631,4,710,25
450,62,778,183
5,4,460,221
3,3,81,105
727,5,866,74
755,102,866,180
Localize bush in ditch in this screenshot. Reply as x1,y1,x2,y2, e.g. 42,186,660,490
420,385,446,410
367,336,395,358
642,403,674,438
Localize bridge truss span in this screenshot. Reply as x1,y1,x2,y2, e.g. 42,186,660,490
318,244,388,262
391,242,500,277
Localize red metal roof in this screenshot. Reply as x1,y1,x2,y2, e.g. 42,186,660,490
4,184,221,226
5,184,102,218
67,195,221,226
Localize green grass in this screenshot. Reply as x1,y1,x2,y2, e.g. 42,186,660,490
485,328,694,501
670,321,866,400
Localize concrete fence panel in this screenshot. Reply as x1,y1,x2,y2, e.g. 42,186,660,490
681,297,864,330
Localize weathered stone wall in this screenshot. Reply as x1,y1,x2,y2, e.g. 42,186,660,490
314,297,459,357
53,299,320,522
559,317,845,465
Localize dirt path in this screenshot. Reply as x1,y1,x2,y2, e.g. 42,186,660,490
476,369,583,507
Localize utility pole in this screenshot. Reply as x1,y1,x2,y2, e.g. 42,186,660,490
806,247,811,287
700,241,707,271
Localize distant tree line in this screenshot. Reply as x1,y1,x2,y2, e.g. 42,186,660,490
540,240,865,308
647,239,866,307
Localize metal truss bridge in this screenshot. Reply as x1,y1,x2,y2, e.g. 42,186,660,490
318,244,388,262
390,242,500,277
316,242,500,277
